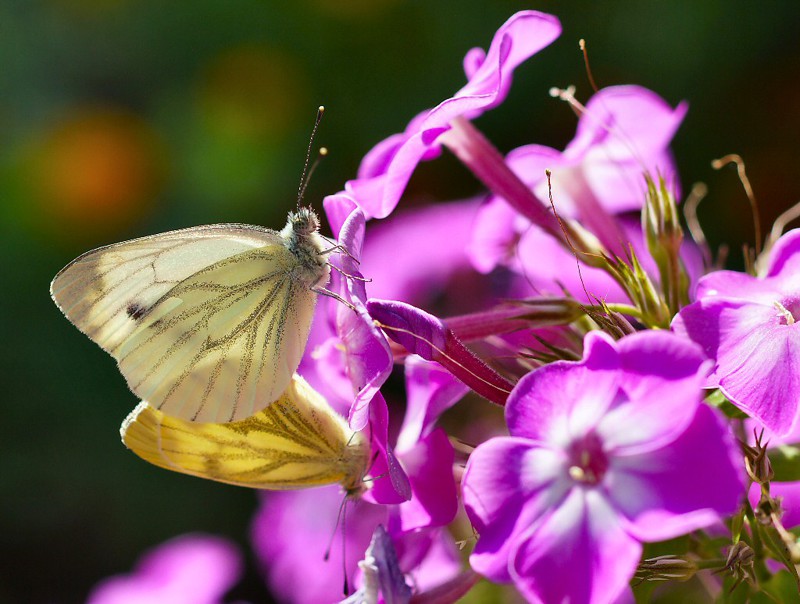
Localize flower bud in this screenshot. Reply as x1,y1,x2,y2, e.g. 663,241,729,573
722,541,756,588
743,430,774,485
634,555,698,584
642,174,690,312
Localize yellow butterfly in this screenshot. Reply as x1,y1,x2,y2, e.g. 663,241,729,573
50,208,331,423
121,374,369,493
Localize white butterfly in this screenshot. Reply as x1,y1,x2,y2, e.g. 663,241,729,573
50,208,331,423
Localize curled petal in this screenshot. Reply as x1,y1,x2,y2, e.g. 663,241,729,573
365,393,412,504
346,11,560,218
367,299,513,405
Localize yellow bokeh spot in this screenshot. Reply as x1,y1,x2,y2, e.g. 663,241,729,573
196,44,308,141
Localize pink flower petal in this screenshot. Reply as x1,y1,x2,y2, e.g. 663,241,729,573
365,393,413,503
395,429,458,532
88,535,240,604
567,85,687,163
675,298,800,435
609,404,744,541
397,356,469,452
510,488,640,604
506,332,620,444
598,331,709,453
463,438,567,582
695,269,781,304
766,228,800,278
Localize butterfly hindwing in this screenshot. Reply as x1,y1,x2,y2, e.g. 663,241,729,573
121,375,368,491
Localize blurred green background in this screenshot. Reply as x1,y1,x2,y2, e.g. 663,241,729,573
2,1,799,602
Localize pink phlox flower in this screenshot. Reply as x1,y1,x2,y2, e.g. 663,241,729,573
462,331,744,604
546,85,687,217
672,229,800,436
87,534,241,604
468,86,693,300
345,11,561,219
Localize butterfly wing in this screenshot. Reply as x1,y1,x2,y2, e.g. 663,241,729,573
52,223,328,422
50,224,283,354
115,244,322,422
120,375,368,490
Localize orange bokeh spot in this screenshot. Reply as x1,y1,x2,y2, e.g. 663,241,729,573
31,108,165,238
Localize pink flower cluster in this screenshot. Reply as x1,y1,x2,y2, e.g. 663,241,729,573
95,9,800,604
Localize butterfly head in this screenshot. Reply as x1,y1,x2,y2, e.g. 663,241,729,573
285,207,320,238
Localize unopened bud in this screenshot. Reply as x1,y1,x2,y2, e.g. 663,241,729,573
634,555,698,584
743,430,774,485
721,541,756,589
642,174,690,312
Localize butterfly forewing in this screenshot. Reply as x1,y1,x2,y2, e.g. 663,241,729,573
117,244,319,422
50,225,283,354
51,218,330,423
121,375,369,491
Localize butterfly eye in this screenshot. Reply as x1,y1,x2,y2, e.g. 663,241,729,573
292,208,319,236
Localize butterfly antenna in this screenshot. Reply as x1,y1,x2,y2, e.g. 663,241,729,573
322,495,352,596
324,494,349,562
341,500,350,596
297,105,326,209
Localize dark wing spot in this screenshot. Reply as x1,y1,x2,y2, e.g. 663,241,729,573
126,302,147,320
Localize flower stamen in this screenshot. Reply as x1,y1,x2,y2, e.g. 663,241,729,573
774,300,795,325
